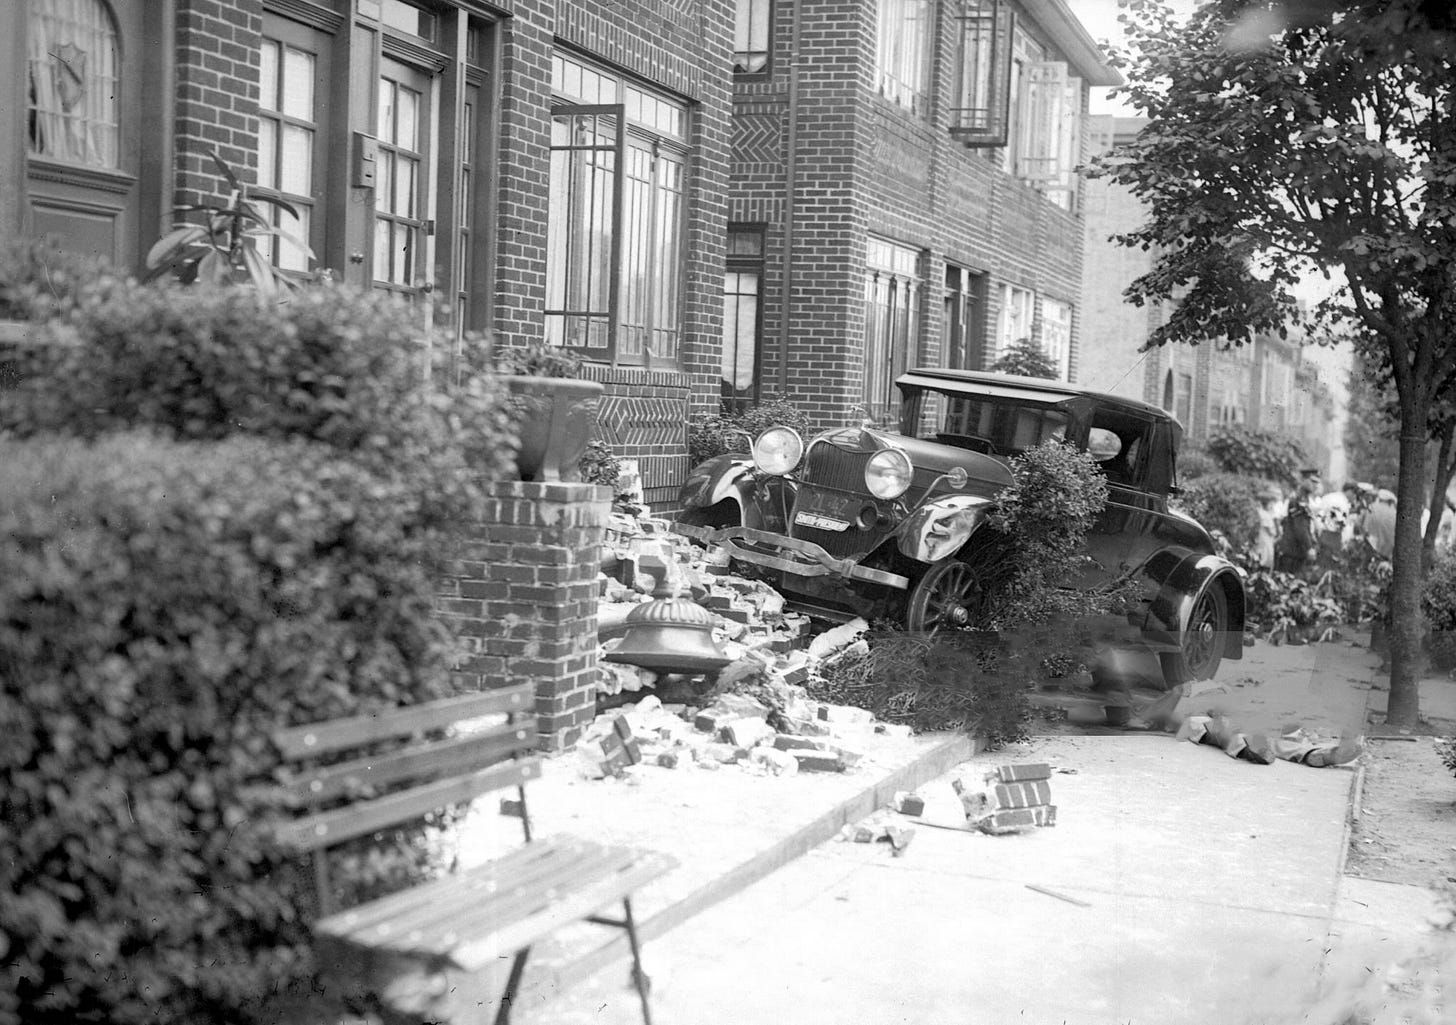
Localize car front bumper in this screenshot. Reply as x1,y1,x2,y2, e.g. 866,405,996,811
671,523,911,589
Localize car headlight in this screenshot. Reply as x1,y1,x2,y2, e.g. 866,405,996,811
752,427,804,476
865,448,913,500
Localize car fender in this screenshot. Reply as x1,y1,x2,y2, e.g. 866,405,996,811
1141,550,1247,660
678,454,755,515
896,494,998,564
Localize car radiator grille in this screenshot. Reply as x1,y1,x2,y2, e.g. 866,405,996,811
793,445,890,561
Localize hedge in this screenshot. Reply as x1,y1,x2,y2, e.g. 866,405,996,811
1176,471,1265,556
0,280,519,1025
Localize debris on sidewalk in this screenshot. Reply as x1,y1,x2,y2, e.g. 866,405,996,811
953,763,1059,835
891,790,926,816
1024,883,1090,907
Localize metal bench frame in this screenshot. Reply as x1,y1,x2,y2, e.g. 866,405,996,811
271,682,674,1024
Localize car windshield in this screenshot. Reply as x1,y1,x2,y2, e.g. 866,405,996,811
903,390,1071,458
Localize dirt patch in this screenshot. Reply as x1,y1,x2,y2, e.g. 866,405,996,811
1345,729,1456,889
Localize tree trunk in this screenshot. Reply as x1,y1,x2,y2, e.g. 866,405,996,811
1386,416,1429,729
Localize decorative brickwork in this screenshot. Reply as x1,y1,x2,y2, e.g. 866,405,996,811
438,481,611,750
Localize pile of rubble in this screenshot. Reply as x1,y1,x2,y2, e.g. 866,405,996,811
572,688,912,780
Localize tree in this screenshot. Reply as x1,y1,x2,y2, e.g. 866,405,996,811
990,338,1059,379
1093,0,1456,727
1343,349,1401,491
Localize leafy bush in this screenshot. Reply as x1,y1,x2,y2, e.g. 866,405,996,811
988,439,1122,628
0,433,470,1025
687,396,814,466
1242,568,1343,642
1205,424,1305,485
809,630,1032,746
1423,552,1456,670
1,278,515,489
988,338,1058,379
1177,447,1217,481
0,280,516,1025
0,236,114,322
1175,472,1264,555
490,331,584,378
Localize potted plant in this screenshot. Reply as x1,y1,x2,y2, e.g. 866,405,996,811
492,333,603,483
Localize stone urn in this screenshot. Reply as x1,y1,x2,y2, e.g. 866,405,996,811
504,376,603,482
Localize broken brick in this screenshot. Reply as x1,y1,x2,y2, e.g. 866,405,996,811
772,733,826,752
499,798,524,818
789,749,844,773
990,780,1052,809
883,826,915,855
853,825,881,843
976,806,1058,835
721,717,773,748
892,792,925,817
988,763,1052,783
656,750,680,769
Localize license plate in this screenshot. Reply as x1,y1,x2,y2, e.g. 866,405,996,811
795,511,850,532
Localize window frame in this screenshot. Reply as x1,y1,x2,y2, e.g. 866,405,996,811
875,0,932,116
949,0,1014,146
863,236,923,426
26,0,121,170
547,52,691,369
1039,296,1072,381
995,282,1034,357
722,224,765,412
733,0,772,76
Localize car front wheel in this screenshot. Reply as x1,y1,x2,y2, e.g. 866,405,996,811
1160,584,1228,686
905,558,987,636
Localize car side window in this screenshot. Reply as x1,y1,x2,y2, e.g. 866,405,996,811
1088,414,1150,488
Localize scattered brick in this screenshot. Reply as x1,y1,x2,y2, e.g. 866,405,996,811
789,749,844,773
988,763,1052,783
976,806,1058,835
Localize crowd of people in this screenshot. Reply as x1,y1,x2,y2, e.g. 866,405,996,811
1250,468,1451,576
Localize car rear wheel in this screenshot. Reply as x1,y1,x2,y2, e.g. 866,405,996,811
905,558,987,636
1160,584,1228,686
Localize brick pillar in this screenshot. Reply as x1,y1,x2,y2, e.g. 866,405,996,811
439,481,610,750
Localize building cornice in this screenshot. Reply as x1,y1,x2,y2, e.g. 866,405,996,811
1020,0,1124,88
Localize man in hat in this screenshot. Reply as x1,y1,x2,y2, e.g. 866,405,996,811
1275,467,1321,574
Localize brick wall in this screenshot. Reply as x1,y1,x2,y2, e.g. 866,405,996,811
438,481,611,750
173,0,262,210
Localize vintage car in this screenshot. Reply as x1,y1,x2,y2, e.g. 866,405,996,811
672,368,1246,687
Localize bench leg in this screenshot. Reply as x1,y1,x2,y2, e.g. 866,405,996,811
621,898,653,1025
493,946,530,1025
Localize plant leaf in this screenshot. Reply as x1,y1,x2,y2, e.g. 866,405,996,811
239,244,278,299
209,149,241,191
145,226,208,270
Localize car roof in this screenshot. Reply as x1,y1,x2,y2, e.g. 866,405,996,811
897,367,1179,424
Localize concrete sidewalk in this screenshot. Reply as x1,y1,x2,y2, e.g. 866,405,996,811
499,638,1450,1025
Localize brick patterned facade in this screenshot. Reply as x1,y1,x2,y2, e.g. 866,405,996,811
438,481,611,748
731,0,1117,431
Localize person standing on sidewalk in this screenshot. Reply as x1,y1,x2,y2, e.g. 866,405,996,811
1275,468,1321,575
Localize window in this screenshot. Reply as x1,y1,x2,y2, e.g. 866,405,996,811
949,0,1014,145
1018,63,1082,208
26,0,119,167
723,226,764,412
995,283,1034,357
546,53,690,367
863,237,921,425
373,59,431,298
734,0,771,74
257,20,328,272
380,0,435,40
876,0,931,115
943,265,985,370
1040,297,1071,380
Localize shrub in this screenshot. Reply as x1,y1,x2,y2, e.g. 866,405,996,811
0,236,114,322
988,338,1058,379
1176,472,1264,556
687,396,813,466
1177,447,1217,481
1,279,516,493
808,630,1033,746
0,433,469,1025
1205,423,1305,485
490,331,584,378
1423,552,1456,670
0,280,516,1025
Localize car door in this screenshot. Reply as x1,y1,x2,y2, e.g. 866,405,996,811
1082,411,1161,584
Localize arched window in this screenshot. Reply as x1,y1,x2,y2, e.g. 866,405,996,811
27,0,120,168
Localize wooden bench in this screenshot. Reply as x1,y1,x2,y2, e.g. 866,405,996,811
270,681,676,1024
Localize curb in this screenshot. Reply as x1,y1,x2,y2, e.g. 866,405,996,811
520,730,983,1001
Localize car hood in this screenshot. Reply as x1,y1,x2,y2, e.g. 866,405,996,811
814,426,1014,499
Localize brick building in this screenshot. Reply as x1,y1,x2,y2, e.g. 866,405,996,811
5,0,1118,500
724,0,1119,427
2,0,731,507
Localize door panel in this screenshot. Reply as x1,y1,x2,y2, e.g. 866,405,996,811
373,56,434,299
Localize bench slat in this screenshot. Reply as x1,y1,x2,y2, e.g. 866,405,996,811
273,685,535,761
452,850,677,971
277,721,537,806
316,840,613,948
276,757,540,852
